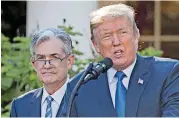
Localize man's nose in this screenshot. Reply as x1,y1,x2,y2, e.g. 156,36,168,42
44,60,51,68
112,32,121,46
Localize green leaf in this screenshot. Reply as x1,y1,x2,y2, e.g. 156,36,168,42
73,49,83,55
2,89,23,102
1,77,13,90
6,69,21,78
1,102,11,117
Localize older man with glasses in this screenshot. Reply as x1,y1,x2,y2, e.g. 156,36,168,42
10,28,74,117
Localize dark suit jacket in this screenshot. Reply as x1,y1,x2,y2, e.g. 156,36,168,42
65,55,179,117
10,87,69,117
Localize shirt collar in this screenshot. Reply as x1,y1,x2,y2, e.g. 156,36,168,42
108,56,137,84
123,57,136,80
41,78,69,105
107,67,117,84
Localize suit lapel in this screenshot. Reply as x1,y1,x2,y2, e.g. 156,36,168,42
96,73,118,116
126,55,151,117
28,88,43,117
56,97,64,117
56,83,71,117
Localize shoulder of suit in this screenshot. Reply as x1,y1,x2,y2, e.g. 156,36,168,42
141,55,179,70
13,88,42,102
153,56,178,63
143,56,178,64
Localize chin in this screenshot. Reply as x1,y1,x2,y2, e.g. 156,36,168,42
43,80,53,85
113,56,127,64
113,59,128,70
41,77,54,83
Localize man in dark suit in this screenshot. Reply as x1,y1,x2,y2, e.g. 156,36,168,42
10,28,74,117
66,3,179,117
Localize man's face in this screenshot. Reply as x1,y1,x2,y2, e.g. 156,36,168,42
93,16,139,70
32,37,74,87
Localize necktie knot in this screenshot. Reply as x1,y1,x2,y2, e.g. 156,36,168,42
115,71,125,81
46,96,53,103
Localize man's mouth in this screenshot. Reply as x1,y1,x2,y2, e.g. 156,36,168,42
114,49,123,57
42,72,55,75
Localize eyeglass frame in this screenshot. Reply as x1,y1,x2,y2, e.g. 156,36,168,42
32,53,70,67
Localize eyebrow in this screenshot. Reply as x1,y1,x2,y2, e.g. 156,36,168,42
101,27,127,33
35,53,61,57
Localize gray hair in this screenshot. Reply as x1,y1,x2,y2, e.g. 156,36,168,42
90,3,139,40
30,28,72,56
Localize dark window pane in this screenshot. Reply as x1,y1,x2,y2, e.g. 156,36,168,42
126,1,154,35
161,42,179,59
1,1,26,40
161,1,179,35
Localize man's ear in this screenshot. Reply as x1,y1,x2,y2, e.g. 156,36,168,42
134,30,140,51
31,57,37,72
92,39,100,53
67,54,75,69
135,34,139,45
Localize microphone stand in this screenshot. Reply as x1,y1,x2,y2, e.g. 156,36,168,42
66,62,93,117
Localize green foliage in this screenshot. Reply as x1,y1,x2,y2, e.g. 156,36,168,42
137,47,163,57
1,34,42,117
58,25,82,36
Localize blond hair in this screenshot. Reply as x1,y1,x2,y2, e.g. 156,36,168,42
90,3,139,40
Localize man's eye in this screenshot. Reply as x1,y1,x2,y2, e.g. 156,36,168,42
36,58,44,60
122,31,127,34
119,30,127,34
102,34,112,39
51,56,60,59
36,56,45,60
36,56,42,59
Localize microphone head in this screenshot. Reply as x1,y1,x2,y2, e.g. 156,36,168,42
100,57,113,71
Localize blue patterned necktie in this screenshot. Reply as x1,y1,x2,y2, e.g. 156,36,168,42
115,71,126,117
45,96,53,118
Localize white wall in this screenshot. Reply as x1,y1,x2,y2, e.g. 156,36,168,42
26,1,98,58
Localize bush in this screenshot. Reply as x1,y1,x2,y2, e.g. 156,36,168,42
1,34,42,117
137,47,163,57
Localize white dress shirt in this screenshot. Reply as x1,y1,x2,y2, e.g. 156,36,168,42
108,57,137,107
41,79,68,117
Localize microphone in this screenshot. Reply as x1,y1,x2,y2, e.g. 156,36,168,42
84,57,113,82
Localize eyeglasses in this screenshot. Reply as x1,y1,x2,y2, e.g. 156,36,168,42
33,55,69,67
